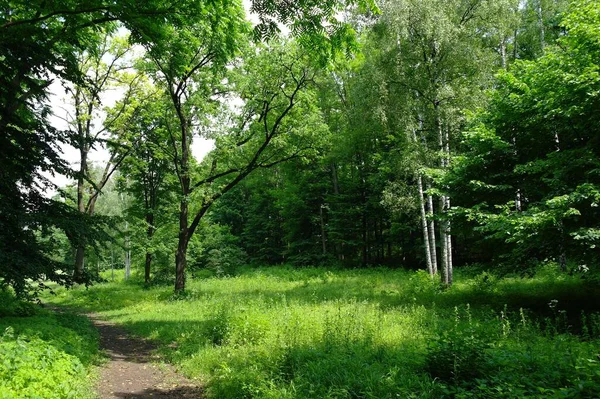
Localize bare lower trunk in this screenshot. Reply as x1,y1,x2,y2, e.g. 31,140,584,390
74,144,87,283
175,238,188,294
536,0,545,52
144,253,152,284
444,126,453,285
426,184,438,275
500,36,507,69
124,220,131,280
436,104,450,286
558,220,567,272
124,249,131,280
73,246,86,283
417,174,434,275
175,199,189,293
144,213,155,285
320,204,327,255
445,198,453,285
439,196,449,285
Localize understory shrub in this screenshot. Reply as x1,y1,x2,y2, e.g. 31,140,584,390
0,292,99,398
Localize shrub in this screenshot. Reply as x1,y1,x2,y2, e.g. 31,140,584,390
425,305,490,383
0,328,90,398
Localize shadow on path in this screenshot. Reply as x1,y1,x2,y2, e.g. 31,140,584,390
88,314,204,399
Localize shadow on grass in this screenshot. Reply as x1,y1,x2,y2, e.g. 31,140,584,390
188,274,600,313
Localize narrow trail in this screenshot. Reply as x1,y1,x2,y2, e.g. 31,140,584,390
89,314,204,399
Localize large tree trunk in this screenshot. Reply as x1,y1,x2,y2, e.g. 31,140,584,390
175,200,189,293
73,246,86,282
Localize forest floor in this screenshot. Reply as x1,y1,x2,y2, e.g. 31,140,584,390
90,313,204,399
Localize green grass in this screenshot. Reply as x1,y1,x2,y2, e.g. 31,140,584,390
46,265,600,398
0,291,100,399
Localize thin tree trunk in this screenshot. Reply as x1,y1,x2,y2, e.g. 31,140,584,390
417,174,434,275
536,0,545,52
436,104,449,285
444,126,453,285
320,204,327,255
330,163,342,260
124,220,131,280
144,213,155,285
446,198,453,285
111,247,115,281
439,197,449,285
558,220,567,272
411,128,434,275
124,249,131,280
513,29,518,60
426,182,438,275
500,36,507,69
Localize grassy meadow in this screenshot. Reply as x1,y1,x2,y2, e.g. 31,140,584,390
41,265,600,398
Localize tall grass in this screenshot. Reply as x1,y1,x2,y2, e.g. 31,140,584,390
48,265,600,398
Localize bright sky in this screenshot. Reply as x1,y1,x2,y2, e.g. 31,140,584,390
45,1,261,192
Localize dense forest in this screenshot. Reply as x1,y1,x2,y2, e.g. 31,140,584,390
3,0,599,294
2,0,600,398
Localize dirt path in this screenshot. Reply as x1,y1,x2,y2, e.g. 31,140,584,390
89,314,204,399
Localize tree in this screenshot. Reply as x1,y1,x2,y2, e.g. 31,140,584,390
0,0,230,294
447,0,600,272
0,0,375,295
108,85,178,284
373,0,500,284
61,32,140,282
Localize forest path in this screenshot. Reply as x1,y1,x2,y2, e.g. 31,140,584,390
89,314,204,399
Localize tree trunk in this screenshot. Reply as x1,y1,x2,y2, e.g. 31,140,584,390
124,220,131,280
144,253,152,284
320,204,327,255
500,36,507,69
436,103,450,286
144,213,155,285
124,249,131,280
536,0,545,52
445,198,453,285
73,146,88,283
417,174,434,275
73,246,86,282
558,220,567,272
439,196,449,285
175,198,189,294
426,183,438,274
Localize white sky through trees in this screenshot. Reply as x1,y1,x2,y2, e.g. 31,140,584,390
44,0,261,194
